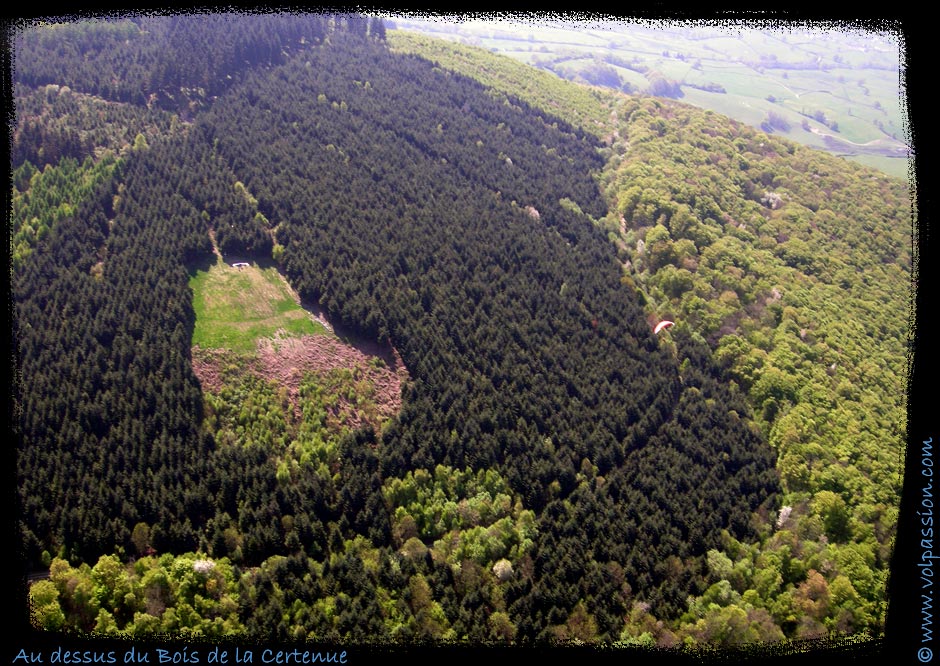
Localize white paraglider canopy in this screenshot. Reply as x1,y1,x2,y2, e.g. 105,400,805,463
654,320,675,335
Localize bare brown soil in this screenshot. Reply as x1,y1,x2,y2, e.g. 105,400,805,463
192,333,409,435
190,349,231,395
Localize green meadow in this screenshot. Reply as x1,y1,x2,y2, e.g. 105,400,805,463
190,259,328,352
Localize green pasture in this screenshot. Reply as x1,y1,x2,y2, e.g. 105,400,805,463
190,258,328,352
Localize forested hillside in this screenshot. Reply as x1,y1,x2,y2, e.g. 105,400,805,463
394,27,911,642
11,13,908,648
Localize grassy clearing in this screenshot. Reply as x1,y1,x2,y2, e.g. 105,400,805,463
190,258,328,352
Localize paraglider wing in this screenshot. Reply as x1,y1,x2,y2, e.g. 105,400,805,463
654,320,675,335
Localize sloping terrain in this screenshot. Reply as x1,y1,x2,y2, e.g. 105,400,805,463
12,13,908,646
395,30,911,641
192,334,407,434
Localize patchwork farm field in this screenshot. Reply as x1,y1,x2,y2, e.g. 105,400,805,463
393,18,910,179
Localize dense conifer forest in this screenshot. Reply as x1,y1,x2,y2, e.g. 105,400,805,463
10,12,910,649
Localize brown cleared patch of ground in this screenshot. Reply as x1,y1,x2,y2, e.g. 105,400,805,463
192,332,409,436
191,231,407,436
257,334,409,432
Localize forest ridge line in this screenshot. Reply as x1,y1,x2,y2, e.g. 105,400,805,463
11,13,909,648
